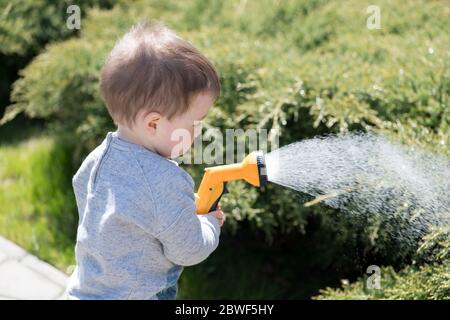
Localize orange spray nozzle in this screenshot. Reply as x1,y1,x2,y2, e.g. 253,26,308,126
195,151,267,214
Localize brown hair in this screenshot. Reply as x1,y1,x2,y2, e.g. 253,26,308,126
99,21,220,127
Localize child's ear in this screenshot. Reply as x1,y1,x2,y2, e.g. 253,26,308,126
143,111,161,134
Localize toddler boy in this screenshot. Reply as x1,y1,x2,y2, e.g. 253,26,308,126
66,21,223,300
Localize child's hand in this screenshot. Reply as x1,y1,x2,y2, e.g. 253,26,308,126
213,203,225,227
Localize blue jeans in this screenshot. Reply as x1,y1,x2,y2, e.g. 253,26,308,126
156,283,178,300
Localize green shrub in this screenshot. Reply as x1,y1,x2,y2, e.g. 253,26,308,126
0,0,116,56
4,0,447,236
0,0,117,120
315,225,450,299
315,261,450,300
1,0,448,298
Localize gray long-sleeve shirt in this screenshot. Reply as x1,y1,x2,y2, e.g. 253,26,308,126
65,131,221,300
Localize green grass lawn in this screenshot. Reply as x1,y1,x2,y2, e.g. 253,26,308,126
0,129,77,271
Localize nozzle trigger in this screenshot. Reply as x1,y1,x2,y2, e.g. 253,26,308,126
223,182,229,194
208,182,228,212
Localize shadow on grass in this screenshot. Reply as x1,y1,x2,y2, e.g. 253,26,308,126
178,217,369,300
0,115,46,146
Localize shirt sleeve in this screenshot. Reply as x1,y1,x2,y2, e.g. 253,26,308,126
150,168,221,266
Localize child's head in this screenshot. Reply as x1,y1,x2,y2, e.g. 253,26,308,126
100,21,220,158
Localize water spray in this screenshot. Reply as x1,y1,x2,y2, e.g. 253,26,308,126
195,133,449,249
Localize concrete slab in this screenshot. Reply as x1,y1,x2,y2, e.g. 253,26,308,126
0,236,68,300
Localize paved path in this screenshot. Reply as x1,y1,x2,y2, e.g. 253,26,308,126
0,236,68,300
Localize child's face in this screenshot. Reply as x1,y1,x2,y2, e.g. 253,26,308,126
143,92,215,159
